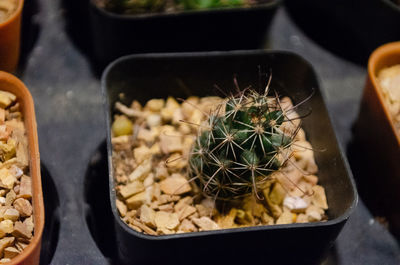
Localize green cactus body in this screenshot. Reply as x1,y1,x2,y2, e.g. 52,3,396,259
189,89,295,200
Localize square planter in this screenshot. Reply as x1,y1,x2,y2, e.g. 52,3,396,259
354,41,400,236
89,0,281,69
285,0,400,64
102,51,357,265
0,71,44,265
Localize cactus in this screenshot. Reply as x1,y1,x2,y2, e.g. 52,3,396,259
189,84,299,201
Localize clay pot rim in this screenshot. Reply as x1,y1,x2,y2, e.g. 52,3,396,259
0,0,24,28
0,71,44,264
368,41,400,146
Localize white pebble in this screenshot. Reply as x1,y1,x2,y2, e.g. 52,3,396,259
0,197,5,205
283,196,308,212
9,166,23,178
146,114,162,127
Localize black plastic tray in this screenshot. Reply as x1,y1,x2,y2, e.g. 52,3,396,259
89,0,281,69
15,0,400,264
102,50,357,265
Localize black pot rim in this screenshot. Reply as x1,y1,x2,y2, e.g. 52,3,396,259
90,0,281,19
101,50,359,241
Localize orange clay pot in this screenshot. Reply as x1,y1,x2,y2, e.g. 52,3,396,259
0,71,44,265
355,41,400,236
0,0,24,73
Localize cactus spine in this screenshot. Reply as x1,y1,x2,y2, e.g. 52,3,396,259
189,84,298,201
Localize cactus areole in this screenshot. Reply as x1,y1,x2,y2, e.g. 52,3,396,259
189,86,298,201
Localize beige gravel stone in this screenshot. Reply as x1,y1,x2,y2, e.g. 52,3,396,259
3,247,19,259
126,191,146,210
0,220,13,234
129,160,151,182
178,205,196,221
178,219,198,233
145,99,164,112
311,185,328,210
3,209,19,222
116,199,127,217
155,211,179,230
12,222,31,239
13,198,32,217
276,209,294,225
139,205,156,228
174,196,193,212
119,181,145,199
192,217,219,231
133,145,152,165
160,175,191,195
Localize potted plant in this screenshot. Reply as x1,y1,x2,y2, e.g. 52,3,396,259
0,0,24,73
354,41,400,237
89,0,281,69
102,51,357,265
0,71,44,264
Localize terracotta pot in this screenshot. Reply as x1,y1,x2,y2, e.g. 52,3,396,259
0,0,24,73
0,71,44,264
355,41,400,236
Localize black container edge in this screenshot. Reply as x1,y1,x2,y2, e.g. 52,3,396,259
101,50,359,242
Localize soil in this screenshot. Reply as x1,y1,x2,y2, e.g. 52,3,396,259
0,0,17,24
111,95,329,235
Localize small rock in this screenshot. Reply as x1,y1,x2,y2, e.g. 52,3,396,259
269,182,286,205
116,199,127,217
12,221,32,239
146,114,162,127
139,205,156,228
145,99,164,112
217,208,237,228
283,196,308,213
276,209,294,225
303,175,318,185
126,191,146,210
158,203,174,213
178,205,197,221
296,214,308,223
0,220,13,235
174,196,193,212
160,175,191,195
119,181,145,199
137,128,156,143
155,211,179,230
133,145,152,165
192,217,219,231
3,247,19,259
155,164,168,181
158,194,180,204
3,209,19,222
23,217,34,234
128,160,151,181
311,185,328,210
178,219,197,233
159,130,183,154
13,198,32,217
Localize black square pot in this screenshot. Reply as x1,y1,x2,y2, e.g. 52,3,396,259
89,0,281,69
285,0,400,64
102,51,358,265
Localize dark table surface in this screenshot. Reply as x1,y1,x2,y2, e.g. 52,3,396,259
14,0,400,264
